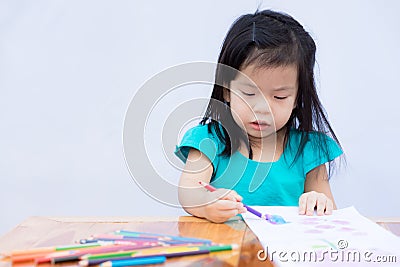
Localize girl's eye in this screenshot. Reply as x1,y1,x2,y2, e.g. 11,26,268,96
241,91,255,96
274,96,287,100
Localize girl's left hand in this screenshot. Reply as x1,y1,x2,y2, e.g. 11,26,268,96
298,191,334,216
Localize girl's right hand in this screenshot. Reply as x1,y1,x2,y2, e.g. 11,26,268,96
203,188,247,223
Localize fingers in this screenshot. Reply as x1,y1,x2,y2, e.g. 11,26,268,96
231,190,243,202
325,199,334,215
215,199,246,212
220,189,243,202
316,194,327,216
210,188,242,202
299,191,334,216
305,193,317,215
205,199,246,223
298,193,307,215
298,192,317,215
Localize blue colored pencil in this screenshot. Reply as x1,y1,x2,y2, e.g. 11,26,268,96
115,230,212,244
79,250,210,266
99,256,166,267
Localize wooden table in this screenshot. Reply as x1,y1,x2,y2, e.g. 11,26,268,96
0,216,399,267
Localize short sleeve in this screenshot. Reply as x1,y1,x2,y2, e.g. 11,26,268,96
174,124,221,172
303,132,343,175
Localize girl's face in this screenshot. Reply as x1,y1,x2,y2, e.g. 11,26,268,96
227,64,298,141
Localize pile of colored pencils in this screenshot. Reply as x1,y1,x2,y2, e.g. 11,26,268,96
0,230,238,266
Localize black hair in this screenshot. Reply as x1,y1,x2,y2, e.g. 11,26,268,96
200,9,343,178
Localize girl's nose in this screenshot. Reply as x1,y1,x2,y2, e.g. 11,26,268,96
252,99,271,114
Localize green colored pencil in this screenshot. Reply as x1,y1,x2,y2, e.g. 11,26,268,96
83,251,139,260
197,244,239,252
82,244,238,261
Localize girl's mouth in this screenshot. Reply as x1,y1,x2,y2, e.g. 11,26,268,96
250,121,270,131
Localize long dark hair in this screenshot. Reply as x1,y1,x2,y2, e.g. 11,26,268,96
200,9,343,178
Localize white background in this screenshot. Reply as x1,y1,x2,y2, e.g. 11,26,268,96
1,1,399,236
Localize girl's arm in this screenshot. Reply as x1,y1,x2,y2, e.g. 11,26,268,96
299,164,337,216
178,148,246,223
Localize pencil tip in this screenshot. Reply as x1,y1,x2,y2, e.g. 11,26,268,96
0,253,7,258
79,260,88,266
231,243,240,250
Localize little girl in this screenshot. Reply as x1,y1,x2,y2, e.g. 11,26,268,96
175,9,343,223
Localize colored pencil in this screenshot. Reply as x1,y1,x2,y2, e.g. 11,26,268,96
50,244,158,264
11,244,107,262
10,252,51,263
4,242,102,258
79,244,238,266
11,242,152,263
34,244,157,264
87,234,208,245
79,249,209,266
99,256,167,267
115,230,212,244
80,237,159,244
197,244,239,252
80,245,198,260
92,234,158,240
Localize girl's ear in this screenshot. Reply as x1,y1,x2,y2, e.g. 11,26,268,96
223,87,231,102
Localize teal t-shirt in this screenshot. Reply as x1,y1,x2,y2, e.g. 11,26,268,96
174,124,343,206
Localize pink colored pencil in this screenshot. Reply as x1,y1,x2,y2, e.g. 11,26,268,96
34,243,159,264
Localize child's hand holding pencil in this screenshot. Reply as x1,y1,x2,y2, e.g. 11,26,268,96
200,181,287,224
200,181,247,223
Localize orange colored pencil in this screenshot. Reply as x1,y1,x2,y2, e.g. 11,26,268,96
3,242,101,258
